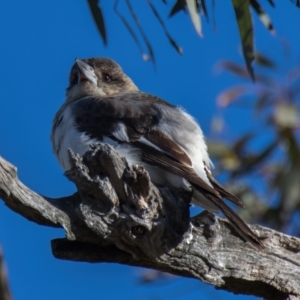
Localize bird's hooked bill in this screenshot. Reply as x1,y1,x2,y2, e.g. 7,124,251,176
75,59,98,85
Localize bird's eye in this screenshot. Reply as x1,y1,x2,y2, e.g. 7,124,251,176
103,73,112,82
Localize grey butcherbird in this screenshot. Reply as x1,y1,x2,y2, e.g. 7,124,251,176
51,57,263,249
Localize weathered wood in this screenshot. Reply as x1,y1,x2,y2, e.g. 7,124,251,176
0,144,300,299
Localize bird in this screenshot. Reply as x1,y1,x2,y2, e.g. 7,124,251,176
51,57,263,249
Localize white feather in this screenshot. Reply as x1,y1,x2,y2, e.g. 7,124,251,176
111,122,130,142
52,106,99,170
52,101,218,211
153,104,213,185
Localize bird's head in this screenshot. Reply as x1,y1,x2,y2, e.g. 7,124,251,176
65,58,138,103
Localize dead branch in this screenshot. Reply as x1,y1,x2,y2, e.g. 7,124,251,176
0,144,300,299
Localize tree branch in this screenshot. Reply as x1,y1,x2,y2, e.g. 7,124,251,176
0,144,300,299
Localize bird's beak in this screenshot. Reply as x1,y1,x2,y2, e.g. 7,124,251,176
75,59,98,85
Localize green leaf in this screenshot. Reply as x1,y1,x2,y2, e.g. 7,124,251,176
221,156,241,172
207,140,231,158
147,0,183,54
233,132,254,153
125,0,155,66
249,141,278,167
267,0,275,8
186,0,203,36
250,0,275,34
291,0,300,8
217,85,247,107
232,140,278,177
208,140,242,172
200,0,209,21
275,166,300,216
255,53,276,69
278,128,300,165
87,0,107,45
255,91,272,112
217,60,249,78
169,0,186,17
231,0,255,80
212,0,216,30
114,0,149,61
274,103,299,129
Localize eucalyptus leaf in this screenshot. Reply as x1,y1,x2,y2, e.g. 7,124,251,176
114,0,149,60
279,168,300,213
233,133,254,153
290,0,300,8
147,0,183,54
255,53,276,69
207,140,231,157
274,103,299,128
217,60,249,78
255,91,272,112
231,0,255,80
87,0,107,45
125,0,156,66
232,140,277,177
278,128,300,165
186,0,203,36
267,0,275,7
250,0,275,34
221,154,241,172
200,0,209,21
217,85,247,107
169,0,186,17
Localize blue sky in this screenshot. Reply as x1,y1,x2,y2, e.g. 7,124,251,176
0,1,299,299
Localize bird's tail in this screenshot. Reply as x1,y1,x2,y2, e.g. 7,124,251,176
194,187,264,250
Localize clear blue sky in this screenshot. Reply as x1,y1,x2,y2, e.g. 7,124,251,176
0,1,299,299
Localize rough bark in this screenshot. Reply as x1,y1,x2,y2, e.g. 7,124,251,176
0,144,299,299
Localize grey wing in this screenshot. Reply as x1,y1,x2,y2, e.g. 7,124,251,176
72,93,263,248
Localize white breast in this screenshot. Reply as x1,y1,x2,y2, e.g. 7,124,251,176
52,106,100,170
51,102,216,210
52,106,150,172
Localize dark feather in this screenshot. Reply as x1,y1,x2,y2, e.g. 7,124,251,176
72,92,170,141
139,143,263,248
71,93,263,248
137,141,220,197
205,167,244,208
203,192,264,248
145,130,192,167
